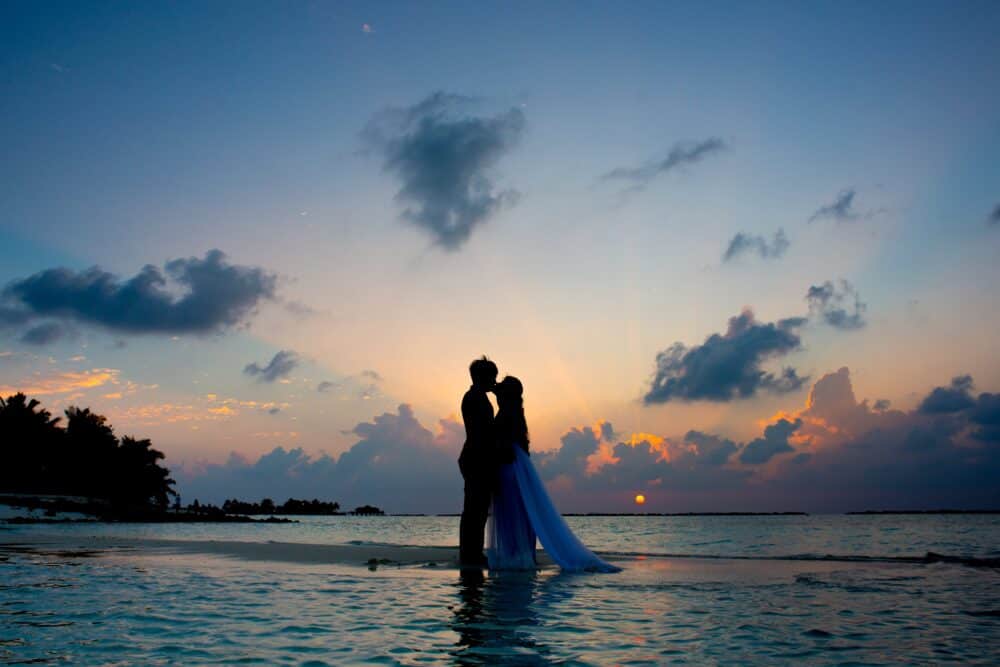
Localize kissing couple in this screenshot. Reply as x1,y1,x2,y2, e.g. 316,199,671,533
458,356,619,572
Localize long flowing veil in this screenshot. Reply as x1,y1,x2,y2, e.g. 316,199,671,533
510,447,620,573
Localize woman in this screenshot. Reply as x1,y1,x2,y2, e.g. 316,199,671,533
486,376,620,573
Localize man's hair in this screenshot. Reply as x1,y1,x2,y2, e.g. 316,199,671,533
469,356,498,384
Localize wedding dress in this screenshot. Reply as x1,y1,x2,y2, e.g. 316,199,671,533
486,445,620,573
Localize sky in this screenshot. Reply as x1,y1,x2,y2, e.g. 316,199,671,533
2,1,999,513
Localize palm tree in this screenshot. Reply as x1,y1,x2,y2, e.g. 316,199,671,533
116,436,176,509
64,406,119,498
0,393,63,493
2,394,176,513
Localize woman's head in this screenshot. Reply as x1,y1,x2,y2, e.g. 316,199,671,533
495,375,523,407
496,375,529,448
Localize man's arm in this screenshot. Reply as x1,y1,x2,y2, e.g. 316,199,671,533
462,391,493,447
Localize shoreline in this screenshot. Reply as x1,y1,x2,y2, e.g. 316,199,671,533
0,534,546,570
3,533,997,572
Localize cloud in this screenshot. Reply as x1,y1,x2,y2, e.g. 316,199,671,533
918,375,975,414
20,322,70,346
758,368,1000,510
177,405,463,513
175,366,1000,513
113,395,283,426
282,299,316,319
315,371,381,399
0,368,120,396
809,189,860,223
602,138,726,191
0,306,32,327
722,229,789,262
1,250,277,338
534,425,604,480
738,418,801,464
969,393,1000,442
807,189,888,224
363,91,525,250
644,308,807,404
244,350,299,383
683,430,739,465
988,203,1000,226
533,422,754,508
806,280,867,330
549,367,1000,511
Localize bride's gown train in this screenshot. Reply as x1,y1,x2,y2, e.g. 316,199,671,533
487,446,620,573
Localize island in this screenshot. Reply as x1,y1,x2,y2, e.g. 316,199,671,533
0,393,381,523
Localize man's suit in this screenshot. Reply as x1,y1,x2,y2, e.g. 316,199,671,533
458,385,494,563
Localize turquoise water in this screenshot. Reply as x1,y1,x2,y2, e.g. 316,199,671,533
3,515,999,665
4,513,999,558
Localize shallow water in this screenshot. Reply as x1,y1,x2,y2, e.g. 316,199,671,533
2,515,999,665
3,512,1000,559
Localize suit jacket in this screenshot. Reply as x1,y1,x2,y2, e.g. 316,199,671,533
459,386,494,476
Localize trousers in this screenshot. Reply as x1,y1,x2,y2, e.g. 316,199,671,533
458,459,492,562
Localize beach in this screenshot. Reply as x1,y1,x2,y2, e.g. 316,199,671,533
3,515,999,665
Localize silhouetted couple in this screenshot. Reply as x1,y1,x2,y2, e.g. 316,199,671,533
458,356,619,572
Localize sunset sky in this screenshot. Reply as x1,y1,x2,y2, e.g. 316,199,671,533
2,1,999,512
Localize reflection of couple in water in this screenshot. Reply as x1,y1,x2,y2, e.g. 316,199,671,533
452,568,577,666
458,356,618,573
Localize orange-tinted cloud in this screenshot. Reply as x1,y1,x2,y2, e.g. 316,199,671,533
0,368,120,396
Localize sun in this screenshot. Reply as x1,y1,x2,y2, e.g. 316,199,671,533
634,494,646,506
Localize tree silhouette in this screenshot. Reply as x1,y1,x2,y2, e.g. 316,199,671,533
0,393,63,493
0,393,176,511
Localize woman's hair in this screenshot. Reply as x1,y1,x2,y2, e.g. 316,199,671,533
496,376,529,450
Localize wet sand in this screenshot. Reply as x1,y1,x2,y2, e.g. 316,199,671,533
0,532,917,583
0,533,559,569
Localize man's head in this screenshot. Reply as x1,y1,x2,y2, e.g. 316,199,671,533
469,356,498,390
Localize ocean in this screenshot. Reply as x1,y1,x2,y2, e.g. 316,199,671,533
2,514,999,665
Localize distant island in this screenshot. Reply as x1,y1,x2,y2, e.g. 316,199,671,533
0,393,381,522
433,511,811,518
846,509,1000,515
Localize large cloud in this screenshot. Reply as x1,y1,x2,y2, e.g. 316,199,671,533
177,371,1000,514
1,250,277,338
918,375,975,414
244,350,299,383
727,368,1000,510
364,91,525,250
177,404,463,513
737,418,801,464
546,368,1000,511
722,229,789,262
533,423,749,501
644,309,807,404
602,138,726,191
806,280,867,330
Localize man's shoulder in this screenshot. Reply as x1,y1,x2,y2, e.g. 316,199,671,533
462,388,491,416
462,387,483,403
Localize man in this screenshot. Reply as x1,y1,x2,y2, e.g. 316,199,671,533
458,356,498,566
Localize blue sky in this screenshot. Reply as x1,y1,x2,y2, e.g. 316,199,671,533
2,1,999,511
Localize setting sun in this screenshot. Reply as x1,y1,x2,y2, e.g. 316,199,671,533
634,494,646,506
